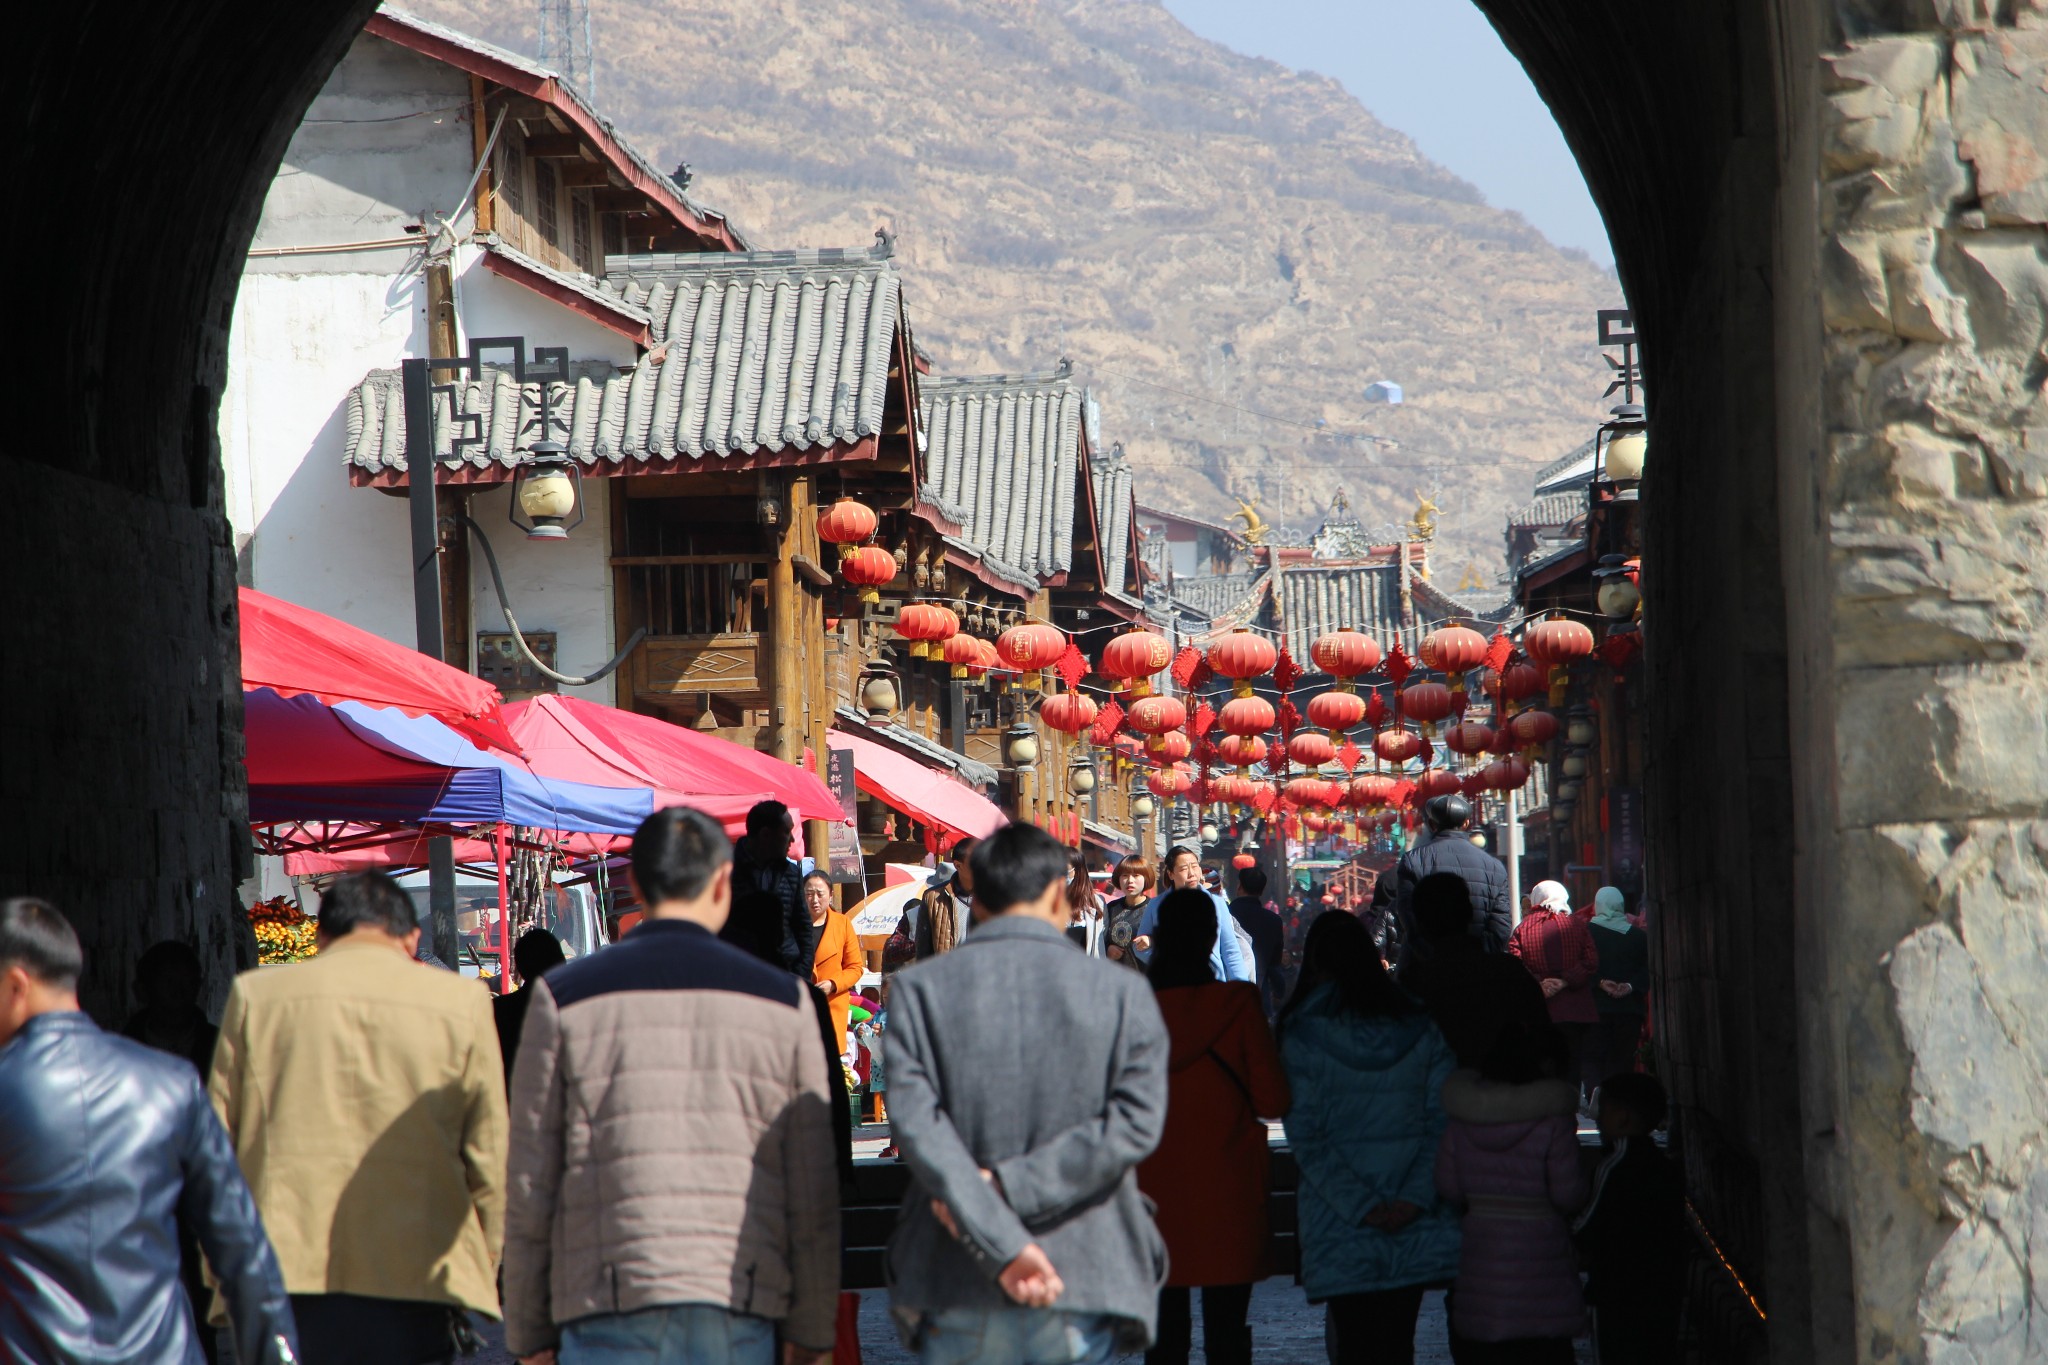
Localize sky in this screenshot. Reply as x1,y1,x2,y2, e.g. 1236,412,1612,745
1162,0,1613,268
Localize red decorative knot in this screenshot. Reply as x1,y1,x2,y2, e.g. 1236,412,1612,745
1310,629,1383,684
816,497,879,547
1089,698,1125,745
1126,694,1189,736
1305,690,1366,737
1170,645,1204,689
1207,630,1277,698
1481,629,1514,677
894,603,959,658
1102,630,1174,696
1037,692,1099,736
1055,641,1089,691
1336,739,1363,774
1272,646,1303,693
1286,732,1337,768
1218,695,1276,737
1384,642,1415,687
1190,701,1217,737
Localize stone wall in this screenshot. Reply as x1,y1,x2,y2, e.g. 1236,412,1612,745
1794,5,2048,1361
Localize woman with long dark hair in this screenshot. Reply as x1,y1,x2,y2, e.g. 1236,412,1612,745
1280,911,1460,1364
1136,890,1291,1365
1062,851,1106,955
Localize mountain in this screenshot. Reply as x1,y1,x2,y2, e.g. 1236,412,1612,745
400,0,1619,582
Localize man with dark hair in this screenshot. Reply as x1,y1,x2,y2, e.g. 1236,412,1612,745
210,873,507,1365
1226,864,1285,1018
1400,872,1550,1068
494,927,567,1086
1575,1071,1685,1364
1392,794,1512,952
1132,846,1254,984
724,799,814,975
886,823,1170,1361
1,898,298,1365
504,806,838,1365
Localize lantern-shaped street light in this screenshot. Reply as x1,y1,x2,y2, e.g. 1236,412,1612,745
1004,720,1040,768
1597,403,1648,485
1068,752,1097,796
1131,790,1157,821
1594,555,1642,620
510,442,586,541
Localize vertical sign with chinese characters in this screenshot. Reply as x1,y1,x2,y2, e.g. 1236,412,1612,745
826,748,864,882
1610,785,1644,880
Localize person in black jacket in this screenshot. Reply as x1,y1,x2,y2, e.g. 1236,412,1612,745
722,799,814,974
1574,1071,1686,1364
0,898,298,1365
493,927,566,1087
1400,872,1551,1068
1393,794,1512,953
1226,865,1285,1017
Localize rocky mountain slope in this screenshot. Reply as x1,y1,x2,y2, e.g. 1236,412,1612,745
403,0,1620,581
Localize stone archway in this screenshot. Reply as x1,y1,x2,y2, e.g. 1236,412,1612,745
10,2,2043,1361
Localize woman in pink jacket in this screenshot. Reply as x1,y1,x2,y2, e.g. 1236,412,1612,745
1433,1021,1590,1363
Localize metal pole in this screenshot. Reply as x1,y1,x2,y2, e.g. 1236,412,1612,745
403,356,459,969
1505,788,1523,928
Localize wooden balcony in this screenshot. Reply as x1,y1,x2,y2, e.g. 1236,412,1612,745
628,633,764,703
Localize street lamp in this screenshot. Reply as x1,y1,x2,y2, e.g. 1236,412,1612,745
1598,403,1648,485
1199,820,1219,844
1068,753,1097,796
1131,791,1157,821
1005,721,1040,768
1566,706,1598,748
510,442,585,541
1594,555,1642,620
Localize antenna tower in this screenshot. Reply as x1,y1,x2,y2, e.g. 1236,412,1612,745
536,0,595,100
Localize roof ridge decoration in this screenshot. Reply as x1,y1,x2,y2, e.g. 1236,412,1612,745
918,364,1084,590
605,232,895,278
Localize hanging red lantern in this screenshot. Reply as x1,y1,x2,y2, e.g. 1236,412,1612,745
1489,661,1545,704
839,545,897,603
1304,690,1366,739
1038,692,1098,735
1287,732,1337,768
997,621,1068,689
894,602,960,658
1349,773,1396,808
970,637,1003,679
1231,852,1257,870
1213,774,1257,805
1374,728,1423,764
1310,629,1383,687
1414,769,1463,800
1302,810,1333,832
1484,756,1532,790
1147,765,1193,798
1126,694,1188,736
1524,614,1597,705
1442,721,1496,757
1285,776,1338,808
941,633,985,679
1218,695,1276,737
1100,629,1174,697
1216,734,1268,769
1207,630,1278,698
1400,681,1454,734
1420,624,1489,680
1510,708,1559,748
816,497,878,549
1146,731,1192,763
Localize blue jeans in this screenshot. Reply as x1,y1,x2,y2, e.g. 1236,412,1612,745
560,1304,775,1365
916,1306,1120,1365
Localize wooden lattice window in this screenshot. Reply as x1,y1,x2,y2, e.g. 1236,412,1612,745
571,195,593,271
533,158,559,244
499,142,525,218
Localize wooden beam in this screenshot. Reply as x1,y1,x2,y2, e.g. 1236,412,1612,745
560,162,613,188
526,133,590,159
592,188,653,214
791,554,834,588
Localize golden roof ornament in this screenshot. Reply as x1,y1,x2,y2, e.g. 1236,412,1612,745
1409,490,1440,542
1230,497,1271,545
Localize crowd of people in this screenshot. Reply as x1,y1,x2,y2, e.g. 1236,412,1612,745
0,791,1682,1365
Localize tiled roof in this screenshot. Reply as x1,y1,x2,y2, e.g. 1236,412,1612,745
833,707,1000,789
1271,562,1410,661
1533,439,1596,496
1168,571,1267,622
1091,445,1136,592
343,244,900,473
1507,492,1586,529
919,367,1083,590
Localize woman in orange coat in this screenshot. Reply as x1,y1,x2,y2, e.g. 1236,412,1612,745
1137,889,1292,1365
806,872,865,1054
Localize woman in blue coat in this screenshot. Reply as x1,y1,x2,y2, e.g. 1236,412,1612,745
1281,910,1461,1364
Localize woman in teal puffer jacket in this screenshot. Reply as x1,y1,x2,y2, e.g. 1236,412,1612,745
1281,911,1461,1364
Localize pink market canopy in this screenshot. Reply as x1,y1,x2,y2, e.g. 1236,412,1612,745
238,586,516,754
828,729,1006,845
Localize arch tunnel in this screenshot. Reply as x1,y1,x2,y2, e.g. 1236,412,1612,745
12,2,2044,1360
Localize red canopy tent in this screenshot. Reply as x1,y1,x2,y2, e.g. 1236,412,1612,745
238,586,516,753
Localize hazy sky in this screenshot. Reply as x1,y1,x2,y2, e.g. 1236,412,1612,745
1162,0,1613,268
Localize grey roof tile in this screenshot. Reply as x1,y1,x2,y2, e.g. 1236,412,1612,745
1507,491,1586,529
1091,444,1136,592
1270,563,1411,661
343,243,900,472
919,367,1084,588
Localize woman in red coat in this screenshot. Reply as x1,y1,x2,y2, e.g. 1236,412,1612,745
1137,889,1292,1365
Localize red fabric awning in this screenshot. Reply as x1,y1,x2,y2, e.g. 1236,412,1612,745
238,587,515,753
829,729,1007,844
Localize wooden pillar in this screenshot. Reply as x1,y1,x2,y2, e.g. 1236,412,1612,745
424,259,470,672
768,473,801,763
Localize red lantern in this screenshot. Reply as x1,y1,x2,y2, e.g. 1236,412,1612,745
1524,616,1597,668
1216,734,1268,769
1484,756,1532,790
1374,728,1423,764
1213,774,1256,805
894,602,959,658
1443,721,1496,757
1491,661,1545,702
1100,629,1174,697
816,497,878,548
970,637,1003,679
1510,709,1559,748
941,633,985,679
1400,681,1453,733
1305,690,1366,738
1287,732,1337,768
1302,810,1333,832
1126,695,1188,736
1218,695,1276,737
1285,776,1337,808
1038,692,1098,735
1310,629,1383,686
1414,768,1463,799
839,545,896,603
1349,774,1395,808
1146,731,1192,763
1207,630,1278,698
1147,765,1193,798
1231,852,1257,870
1420,624,1489,679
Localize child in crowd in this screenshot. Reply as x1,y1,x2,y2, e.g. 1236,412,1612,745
1434,1021,1589,1364
1575,1072,1687,1363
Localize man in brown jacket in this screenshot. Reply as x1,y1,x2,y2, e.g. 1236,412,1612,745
504,806,838,1365
209,872,507,1365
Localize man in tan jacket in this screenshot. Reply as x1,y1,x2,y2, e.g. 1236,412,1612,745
209,873,506,1365
504,806,838,1365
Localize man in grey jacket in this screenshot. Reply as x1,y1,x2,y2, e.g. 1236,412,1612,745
886,823,1169,1363
503,807,838,1365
